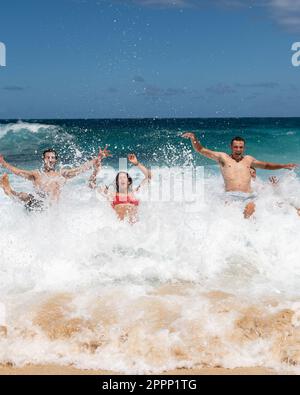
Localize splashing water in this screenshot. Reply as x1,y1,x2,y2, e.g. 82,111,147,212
0,119,300,373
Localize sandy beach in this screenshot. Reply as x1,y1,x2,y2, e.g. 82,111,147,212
1,289,299,375
0,364,277,375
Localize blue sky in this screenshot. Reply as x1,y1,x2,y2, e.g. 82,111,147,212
0,0,300,118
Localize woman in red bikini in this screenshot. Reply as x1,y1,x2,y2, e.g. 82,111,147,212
89,148,151,222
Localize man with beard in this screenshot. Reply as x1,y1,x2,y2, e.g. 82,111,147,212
182,133,297,218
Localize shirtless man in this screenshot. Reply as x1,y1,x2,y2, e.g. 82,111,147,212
0,148,100,210
182,133,297,218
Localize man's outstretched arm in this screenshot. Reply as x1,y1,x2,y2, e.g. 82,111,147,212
182,132,222,162
62,146,112,180
252,157,298,171
0,154,37,180
61,159,96,179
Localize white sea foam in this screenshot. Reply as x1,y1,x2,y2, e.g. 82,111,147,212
0,166,300,373
0,121,58,139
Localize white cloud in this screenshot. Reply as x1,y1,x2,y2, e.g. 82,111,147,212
131,0,300,31
270,0,300,13
269,0,300,31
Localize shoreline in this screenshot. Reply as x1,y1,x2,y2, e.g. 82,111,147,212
0,364,279,375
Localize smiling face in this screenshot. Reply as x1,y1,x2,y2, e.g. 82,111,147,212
43,151,57,171
231,140,245,159
116,172,132,192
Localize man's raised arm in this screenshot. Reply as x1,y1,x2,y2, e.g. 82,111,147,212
251,157,298,171
0,154,37,180
62,146,112,180
182,132,222,162
61,158,96,179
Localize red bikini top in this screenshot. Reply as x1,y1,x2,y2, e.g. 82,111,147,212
112,194,139,208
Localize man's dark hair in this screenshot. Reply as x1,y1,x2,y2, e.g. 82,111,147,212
42,149,58,160
231,136,245,146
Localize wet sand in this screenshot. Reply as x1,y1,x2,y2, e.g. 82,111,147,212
0,364,278,375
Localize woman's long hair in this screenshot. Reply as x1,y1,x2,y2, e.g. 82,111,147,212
115,172,133,193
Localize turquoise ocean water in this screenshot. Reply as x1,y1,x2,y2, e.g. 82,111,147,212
0,118,299,168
